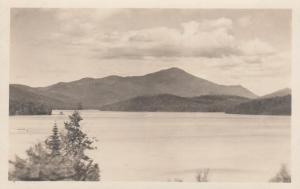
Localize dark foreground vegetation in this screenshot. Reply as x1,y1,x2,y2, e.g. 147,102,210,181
168,165,291,183
9,111,100,181
270,164,291,183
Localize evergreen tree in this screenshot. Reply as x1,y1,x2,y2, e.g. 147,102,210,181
45,122,61,155
9,111,100,181
196,169,209,182
77,102,83,110
62,111,100,180
270,164,291,183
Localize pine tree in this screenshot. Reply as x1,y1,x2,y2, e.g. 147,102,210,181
77,102,83,110
46,122,61,155
196,169,209,182
270,164,291,182
62,111,100,181
9,111,100,181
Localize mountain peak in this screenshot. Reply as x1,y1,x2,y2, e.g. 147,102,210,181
139,67,202,84
144,67,193,78
159,67,187,74
164,67,185,71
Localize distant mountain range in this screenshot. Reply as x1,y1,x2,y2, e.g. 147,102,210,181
9,67,291,115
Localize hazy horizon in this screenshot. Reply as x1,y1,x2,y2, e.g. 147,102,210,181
10,9,291,96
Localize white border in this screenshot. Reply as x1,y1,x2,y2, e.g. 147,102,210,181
0,1,299,189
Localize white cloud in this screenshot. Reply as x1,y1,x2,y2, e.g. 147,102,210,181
10,9,291,95
240,38,275,56
237,16,252,27
46,16,277,61
81,18,240,59
54,9,121,35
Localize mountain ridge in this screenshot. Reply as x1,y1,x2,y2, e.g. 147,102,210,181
10,67,258,110
262,88,291,99
27,67,256,94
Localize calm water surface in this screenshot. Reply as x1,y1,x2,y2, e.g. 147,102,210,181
9,110,290,182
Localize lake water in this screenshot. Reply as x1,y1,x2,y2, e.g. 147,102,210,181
9,110,290,182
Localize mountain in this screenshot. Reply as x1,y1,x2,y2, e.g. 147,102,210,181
262,88,291,99
10,84,76,109
10,85,54,115
225,95,291,115
9,84,79,115
100,94,250,112
10,67,259,114
10,67,256,110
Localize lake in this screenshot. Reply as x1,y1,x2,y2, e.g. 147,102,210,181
9,110,290,182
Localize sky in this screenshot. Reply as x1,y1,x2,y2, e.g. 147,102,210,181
10,9,291,95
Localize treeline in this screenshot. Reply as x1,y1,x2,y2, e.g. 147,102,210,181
9,84,80,115
100,94,291,115
226,95,291,115
100,94,249,112
9,100,52,115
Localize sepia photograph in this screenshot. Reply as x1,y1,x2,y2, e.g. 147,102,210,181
8,8,291,183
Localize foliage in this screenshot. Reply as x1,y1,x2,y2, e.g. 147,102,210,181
61,111,99,180
10,100,52,115
9,111,100,181
45,122,61,155
196,169,209,182
270,165,291,183
226,95,291,115
100,94,249,112
9,143,75,181
167,169,210,182
77,102,83,110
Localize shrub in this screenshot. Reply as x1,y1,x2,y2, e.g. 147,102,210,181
9,111,100,181
270,164,291,183
196,169,209,182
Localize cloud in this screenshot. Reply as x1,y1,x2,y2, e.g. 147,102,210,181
10,9,291,96
42,16,276,61
240,38,275,56
53,9,122,36
237,16,252,27
87,18,242,59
